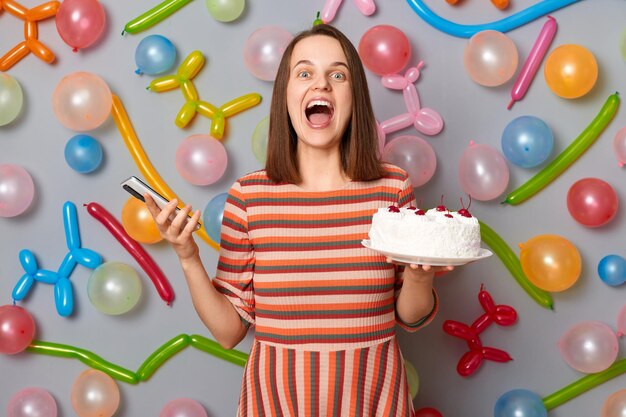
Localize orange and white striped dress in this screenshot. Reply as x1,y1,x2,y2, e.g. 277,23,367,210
213,164,438,417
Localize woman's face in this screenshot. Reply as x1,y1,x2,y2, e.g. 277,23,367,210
286,35,353,153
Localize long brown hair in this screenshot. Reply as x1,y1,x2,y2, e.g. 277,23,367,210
265,24,385,184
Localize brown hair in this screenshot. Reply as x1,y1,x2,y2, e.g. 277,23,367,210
265,24,385,184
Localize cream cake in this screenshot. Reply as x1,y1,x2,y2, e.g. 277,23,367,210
367,204,482,258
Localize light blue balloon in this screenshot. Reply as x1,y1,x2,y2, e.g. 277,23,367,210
203,192,229,244
135,35,177,75
501,116,553,168
598,254,626,286
64,135,103,174
494,389,547,417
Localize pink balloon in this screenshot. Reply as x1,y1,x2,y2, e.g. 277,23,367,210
613,127,626,167
458,141,510,201
56,0,106,51
243,26,293,81
558,321,618,373
176,134,228,186
603,389,626,417
0,164,35,218
160,398,208,417
358,25,411,75
464,30,519,87
616,305,626,337
0,305,35,354
71,370,120,417
382,135,436,187
566,178,618,227
52,72,112,132
8,387,57,417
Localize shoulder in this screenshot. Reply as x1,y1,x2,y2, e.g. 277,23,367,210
379,163,410,183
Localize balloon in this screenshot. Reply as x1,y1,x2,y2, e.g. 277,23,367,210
251,116,269,164
52,72,112,132
404,359,419,399
458,141,510,201
110,94,219,250
88,262,142,315
55,0,106,51
519,234,581,292
121,197,163,244
0,304,36,354
137,334,190,380
321,0,375,23
203,193,228,244
616,305,626,337
558,321,618,373
358,25,410,76
189,334,248,367
135,34,176,75
64,134,104,173
602,390,626,417
566,178,618,227
71,369,120,417
123,0,193,34
243,26,293,81
0,73,24,125
382,135,437,187
194,92,262,140
7,387,57,417
0,163,35,217
0,0,59,70
494,389,547,417
85,201,174,305
503,92,619,205
405,0,581,38
479,221,553,309
598,255,626,287
613,127,626,167
508,16,557,109
160,398,208,417
176,134,228,186
501,116,554,168
463,30,518,87
205,0,245,22
544,44,598,99
414,408,443,417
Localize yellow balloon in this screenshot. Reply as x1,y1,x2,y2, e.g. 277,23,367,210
519,234,581,292
121,197,163,244
544,44,598,99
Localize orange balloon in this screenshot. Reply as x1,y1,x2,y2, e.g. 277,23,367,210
121,197,163,244
519,234,581,292
544,44,598,99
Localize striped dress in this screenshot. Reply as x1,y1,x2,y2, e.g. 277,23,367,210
212,164,438,417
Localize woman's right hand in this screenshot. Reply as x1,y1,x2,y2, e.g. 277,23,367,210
144,194,201,261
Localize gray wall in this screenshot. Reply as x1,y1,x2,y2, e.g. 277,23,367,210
2,1,626,416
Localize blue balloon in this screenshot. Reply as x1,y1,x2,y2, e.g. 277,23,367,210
501,116,553,168
203,192,229,244
598,254,626,286
494,389,547,417
135,34,177,75
64,135,103,174
54,277,74,317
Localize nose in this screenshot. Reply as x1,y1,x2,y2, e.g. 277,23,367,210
312,76,330,91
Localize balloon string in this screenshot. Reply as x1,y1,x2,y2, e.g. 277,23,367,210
26,335,248,384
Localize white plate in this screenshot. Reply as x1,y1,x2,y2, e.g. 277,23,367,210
361,240,493,266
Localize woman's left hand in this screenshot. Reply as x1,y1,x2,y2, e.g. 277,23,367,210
386,258,454,283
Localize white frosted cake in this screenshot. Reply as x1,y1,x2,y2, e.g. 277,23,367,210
367,205,482,258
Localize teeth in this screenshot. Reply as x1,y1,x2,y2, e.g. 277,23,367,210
307,100,333,109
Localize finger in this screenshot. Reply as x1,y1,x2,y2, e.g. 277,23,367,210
421,264,432,272
170,204,192,231
182,209,201,234
143,193,160,216
156,198,178,225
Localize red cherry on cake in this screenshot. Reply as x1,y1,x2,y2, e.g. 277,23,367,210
445,212,453,218
388,205,400,213
458,195,473,218
436,195,447,212
415,208,425,215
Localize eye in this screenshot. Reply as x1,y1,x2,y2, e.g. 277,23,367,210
330,72,346,80
297,70,311,79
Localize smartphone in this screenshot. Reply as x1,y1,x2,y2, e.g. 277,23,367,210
121,176,201,231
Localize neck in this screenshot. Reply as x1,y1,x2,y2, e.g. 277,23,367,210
297,149,349,191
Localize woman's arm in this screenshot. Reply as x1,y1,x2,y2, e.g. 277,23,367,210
145,195,248,349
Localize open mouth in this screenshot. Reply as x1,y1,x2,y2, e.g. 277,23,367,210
305,100,334,126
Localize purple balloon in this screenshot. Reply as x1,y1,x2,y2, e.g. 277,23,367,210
243,26,293,81
382,135,437,187
0,164,35,217
458,142,509,201
8,388,57,417
558,321,618,373
159,398,208,417
175,134,228,186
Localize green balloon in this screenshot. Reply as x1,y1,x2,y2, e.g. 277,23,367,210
0,74,23,126
251,115,269,165
205,0,245,22
404,359,419,399
88,262,142,315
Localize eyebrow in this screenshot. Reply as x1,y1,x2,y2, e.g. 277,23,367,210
293,60,349,69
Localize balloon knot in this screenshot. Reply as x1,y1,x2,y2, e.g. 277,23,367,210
72,47,78,53
135,69,142,75
507,99,514,110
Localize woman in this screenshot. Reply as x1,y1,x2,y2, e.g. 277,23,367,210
146,23,452,417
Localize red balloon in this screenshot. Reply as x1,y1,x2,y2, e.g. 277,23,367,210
358,25,411,75
56,0,106,51
0,304,36,354
414,407,443,417
85,202,175,305
567,177,619,227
